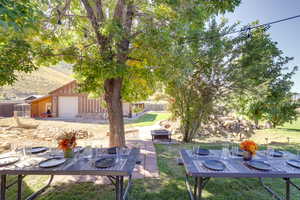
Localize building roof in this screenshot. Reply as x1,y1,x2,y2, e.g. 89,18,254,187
49,80,77,94
24,95,44,101
29,95,51,103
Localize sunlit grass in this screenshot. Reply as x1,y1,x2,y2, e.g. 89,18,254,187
126,111,171,127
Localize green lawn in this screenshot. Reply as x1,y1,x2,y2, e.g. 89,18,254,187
252,117,300,144
4,117,300,200
126,111,171,127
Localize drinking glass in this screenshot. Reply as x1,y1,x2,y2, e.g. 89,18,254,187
192,146,197,159
97,144,103,157
83,146,92,159
231,145,239,157
21,144,30,160
116,147,120,163
297,150,300,160
50,139,59,157
10,143,19,154
267,146,274,161
73,150,81,163
222,143,230,160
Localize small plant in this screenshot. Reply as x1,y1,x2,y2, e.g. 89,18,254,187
57,131,77,158
240,140,258,155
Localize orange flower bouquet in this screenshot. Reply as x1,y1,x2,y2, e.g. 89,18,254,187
240,140,258,161
57,131,77,158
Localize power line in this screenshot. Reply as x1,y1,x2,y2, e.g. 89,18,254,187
186,14,300,41
250,14,300,30
226,14,300,37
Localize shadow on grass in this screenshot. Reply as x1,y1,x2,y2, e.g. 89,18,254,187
6,175,35,200
277,128,300,132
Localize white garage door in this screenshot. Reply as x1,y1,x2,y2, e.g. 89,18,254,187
58,96,78,118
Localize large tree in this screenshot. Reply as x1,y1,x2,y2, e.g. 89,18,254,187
1,0,240,146
165,19,297,142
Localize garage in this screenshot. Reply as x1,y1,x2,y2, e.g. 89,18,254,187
58,96,78,118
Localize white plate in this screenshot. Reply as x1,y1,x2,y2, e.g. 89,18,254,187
39,158,66,168
31,147,48,154
0,156,19,167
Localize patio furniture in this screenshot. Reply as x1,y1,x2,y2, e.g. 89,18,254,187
0,148,139,200
151,129,172,142
180,149,300,200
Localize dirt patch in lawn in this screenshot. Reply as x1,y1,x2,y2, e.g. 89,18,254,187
0,117,110,151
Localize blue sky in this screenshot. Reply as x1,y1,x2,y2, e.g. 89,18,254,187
221,0,300,93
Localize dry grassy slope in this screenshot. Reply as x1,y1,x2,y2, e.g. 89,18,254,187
0,67,73,99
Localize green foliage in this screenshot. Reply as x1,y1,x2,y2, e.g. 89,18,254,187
232,27,298,127
166,18,297,141
0,39,36,85
0,0,40,31
0,0,44,86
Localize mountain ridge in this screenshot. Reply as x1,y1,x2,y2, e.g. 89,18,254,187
0,64,74,100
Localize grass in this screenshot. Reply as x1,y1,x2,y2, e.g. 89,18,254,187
252,117,300,144
126,111,171,127
4,117,300,200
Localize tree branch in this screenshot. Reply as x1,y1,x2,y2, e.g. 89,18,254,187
93,0,105,23
57,0,72,23
81,0,107,52
130,30,143,39
113,0,125,21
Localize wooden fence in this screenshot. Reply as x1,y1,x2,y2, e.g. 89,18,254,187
0,103,15,117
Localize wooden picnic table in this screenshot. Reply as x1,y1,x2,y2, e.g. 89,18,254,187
0,148,139,200
180,149,300,200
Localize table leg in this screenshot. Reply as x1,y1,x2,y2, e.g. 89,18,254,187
193,177,203,200
1,175,6,200
120,176,124,199
285,178,290,200
197,177,203,200
115,176,121,200
17,175,23,200
193,177,198,198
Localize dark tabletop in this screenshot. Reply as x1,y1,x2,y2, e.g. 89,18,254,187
0,148,139,176
180,149,300,178
151,130,171,136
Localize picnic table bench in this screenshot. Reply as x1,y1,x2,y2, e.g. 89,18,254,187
0,148,139,200
180,149,300,200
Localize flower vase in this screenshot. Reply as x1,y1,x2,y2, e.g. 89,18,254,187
64,148,74,158
243,151,253,161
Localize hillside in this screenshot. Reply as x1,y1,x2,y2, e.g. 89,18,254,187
0,66,73,100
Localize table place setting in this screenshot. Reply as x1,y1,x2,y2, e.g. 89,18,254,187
0,156,20,167
187,148,218,159
0,131,140,200
181,139,300,200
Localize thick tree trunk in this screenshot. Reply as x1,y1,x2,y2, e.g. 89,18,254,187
104,78,126,147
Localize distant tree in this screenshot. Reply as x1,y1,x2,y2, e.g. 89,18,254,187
262,74,298,128
233,29,298,128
